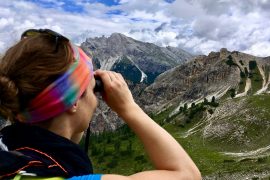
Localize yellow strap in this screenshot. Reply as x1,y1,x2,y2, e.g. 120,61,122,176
13,174,22,180
14,174,65,180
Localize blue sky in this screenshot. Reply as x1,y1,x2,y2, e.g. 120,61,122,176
0,0,270,57
27,0,122,10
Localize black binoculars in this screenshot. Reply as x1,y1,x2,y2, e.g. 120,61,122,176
94,76,104,92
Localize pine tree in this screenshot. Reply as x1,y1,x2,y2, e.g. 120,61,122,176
211,96,215,103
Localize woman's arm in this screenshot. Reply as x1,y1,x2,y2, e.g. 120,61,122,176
95,70,201,180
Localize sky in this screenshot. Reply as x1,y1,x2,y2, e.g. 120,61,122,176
0,0,270,57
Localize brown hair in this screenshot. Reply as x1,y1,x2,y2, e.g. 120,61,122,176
0,34,73,122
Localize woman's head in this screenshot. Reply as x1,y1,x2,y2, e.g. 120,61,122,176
0,29,95,125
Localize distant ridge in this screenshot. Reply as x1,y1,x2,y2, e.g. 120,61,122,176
139,48,270,113
81,33,194,84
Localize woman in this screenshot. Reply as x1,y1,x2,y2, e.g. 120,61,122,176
0,29,201,180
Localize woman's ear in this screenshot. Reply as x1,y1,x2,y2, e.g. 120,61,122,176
68,101,78,113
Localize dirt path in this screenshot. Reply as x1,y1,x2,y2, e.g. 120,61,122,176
267,73,270,93
222,144,270,158
177,86,232,138
180,120,205,138
235,78,251,98
255,65,268,94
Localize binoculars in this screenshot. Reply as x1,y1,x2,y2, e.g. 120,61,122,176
94,76,104,92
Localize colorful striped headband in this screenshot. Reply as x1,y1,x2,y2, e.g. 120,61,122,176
18,44,94,123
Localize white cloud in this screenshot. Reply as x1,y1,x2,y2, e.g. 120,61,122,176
0,0,270,57
0,18,14,29
128,10,169,22
119,0,129,4
0,41,5,51
167,0,203,19
245,41,270,57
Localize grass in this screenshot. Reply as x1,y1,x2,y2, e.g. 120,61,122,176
262,65,270,84
248,94,270,108
170,95,270,176
163,123,229,175
89,128,153,175
221,88,236,100
91,144,153,174
151,105,176,125
238,78,246,94
248,65,263,95
266,69,269,84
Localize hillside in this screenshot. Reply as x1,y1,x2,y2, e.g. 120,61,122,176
165,95,270,179
138,48,270,114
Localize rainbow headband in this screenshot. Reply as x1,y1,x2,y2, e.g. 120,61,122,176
18,44,94,123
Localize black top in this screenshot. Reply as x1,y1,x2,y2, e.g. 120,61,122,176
0,122,93,179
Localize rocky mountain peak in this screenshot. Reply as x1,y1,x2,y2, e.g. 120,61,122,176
81,33,194,84
109,32,131,42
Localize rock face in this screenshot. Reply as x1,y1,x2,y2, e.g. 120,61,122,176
81,33,194,84
138,48,270,114
138,50,239,113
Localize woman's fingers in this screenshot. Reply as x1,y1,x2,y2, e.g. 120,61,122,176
94,70,112,87
94,70,135,115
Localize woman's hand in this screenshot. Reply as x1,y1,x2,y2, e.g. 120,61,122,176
94,70,137,117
